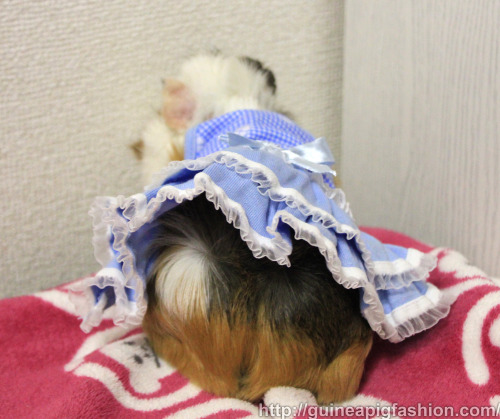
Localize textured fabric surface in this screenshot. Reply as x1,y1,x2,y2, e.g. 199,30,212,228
0,0,343,297
2,229,499,417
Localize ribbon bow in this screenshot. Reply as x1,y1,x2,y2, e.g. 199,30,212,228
220,133,336,176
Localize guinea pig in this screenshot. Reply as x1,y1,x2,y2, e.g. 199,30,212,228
142,194,372,403
134,54,283,185
137,53,373,404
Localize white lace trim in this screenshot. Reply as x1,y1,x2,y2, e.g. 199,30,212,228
147,149,350,213
269,210,450,341
89,197,118,268
146,150,436,289
390,292,453,343
78,150,445,339
70,269,145,332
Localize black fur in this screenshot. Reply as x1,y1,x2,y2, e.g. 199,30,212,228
146,195,370,363
239,56,277,95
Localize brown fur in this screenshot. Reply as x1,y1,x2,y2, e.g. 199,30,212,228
166,141,185,163
130,139,144,160
130,137,184,163
143,278,372,404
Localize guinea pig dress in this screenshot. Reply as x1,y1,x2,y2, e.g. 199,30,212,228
73,109,451,343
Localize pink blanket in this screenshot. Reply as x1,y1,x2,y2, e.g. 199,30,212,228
1,228,499,418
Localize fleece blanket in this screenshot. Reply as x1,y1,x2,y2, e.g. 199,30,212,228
1,228,499,419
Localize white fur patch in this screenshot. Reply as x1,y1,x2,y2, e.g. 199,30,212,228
154,245,209,319
178,55,276,125
141,116,185,184
140,54,278,184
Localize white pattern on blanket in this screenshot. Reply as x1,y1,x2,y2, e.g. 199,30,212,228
2,237,499,418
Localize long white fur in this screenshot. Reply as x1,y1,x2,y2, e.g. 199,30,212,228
141,116,185,183
140,54,278,184
153,245,209,319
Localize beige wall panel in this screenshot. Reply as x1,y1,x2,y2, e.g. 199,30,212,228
0,1,344,297
343,1,500,275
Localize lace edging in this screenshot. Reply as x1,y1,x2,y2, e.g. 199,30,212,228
145,151,436,290
69,269,146,333
389,292,453,343
80,150,441,338
269,210,450,341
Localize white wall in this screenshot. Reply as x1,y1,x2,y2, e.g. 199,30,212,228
342,1,500,276
0,1,344,297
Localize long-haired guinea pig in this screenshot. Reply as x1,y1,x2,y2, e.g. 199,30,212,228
138,54,373,404
134,54,283,184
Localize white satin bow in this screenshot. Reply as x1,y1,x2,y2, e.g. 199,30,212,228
220,133,336,177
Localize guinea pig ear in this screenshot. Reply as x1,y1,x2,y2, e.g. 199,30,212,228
161,79,196,131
